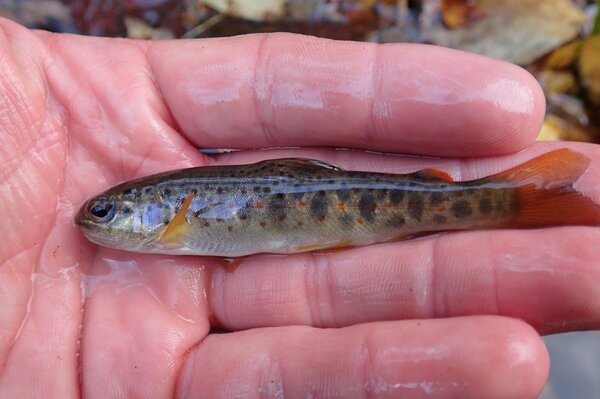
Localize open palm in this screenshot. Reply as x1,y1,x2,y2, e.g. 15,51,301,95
1,18,599,398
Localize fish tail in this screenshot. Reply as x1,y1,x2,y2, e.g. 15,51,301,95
487,149,600,228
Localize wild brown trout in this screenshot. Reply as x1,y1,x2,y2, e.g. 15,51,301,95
76,149,600,257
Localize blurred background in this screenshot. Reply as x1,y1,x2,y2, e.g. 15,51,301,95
0,0,598,397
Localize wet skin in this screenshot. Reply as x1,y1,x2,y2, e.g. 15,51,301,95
2,17,600,398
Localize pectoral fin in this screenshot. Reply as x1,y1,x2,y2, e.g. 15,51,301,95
160,192,195,244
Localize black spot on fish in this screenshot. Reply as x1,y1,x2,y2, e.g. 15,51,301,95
451,200,473,219
318,190,326,196
143,187,153,194
433,214,447,224
389,190,404,206
163,218,170,226
190,188,198,195
262,186,271,194
216,187,224,195
479,197,493,215
510,196,520,214
337,189,351,202
253,186,261,193
310,192,327,220
375,189,389,200
269,194,287,219
495,201,504,212
122,207,133,215
429,192,445,206
327,179,335,185
162,188,171,196
228,226,233,232
240,188,247,195
292,191,305,200
407,192,424,221
339,212,353,225
359,192,376,222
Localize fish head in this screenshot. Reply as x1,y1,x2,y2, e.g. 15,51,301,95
76,187,167,251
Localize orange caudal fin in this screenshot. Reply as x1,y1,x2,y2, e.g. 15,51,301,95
486,149,600,228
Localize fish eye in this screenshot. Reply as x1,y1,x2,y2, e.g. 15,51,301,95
88,200,115,223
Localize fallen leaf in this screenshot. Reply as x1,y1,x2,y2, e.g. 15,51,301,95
202,0,285,22
427,0,588,65
440,0,483,29
579,35,600,105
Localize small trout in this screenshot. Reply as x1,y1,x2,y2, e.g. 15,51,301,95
76,149,600,257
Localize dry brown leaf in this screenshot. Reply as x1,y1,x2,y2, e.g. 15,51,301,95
440,0,483,29
579,35,600,106
428,0,588,65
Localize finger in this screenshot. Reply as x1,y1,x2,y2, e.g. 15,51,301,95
34,25,206,192
79,252,210,398
177,316,548,399
0,20,81,397
148,34,545,156
204,142,600,334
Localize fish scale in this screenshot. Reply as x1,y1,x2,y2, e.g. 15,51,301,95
76,150,600,257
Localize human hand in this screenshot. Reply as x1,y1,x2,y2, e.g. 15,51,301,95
1,18,598,398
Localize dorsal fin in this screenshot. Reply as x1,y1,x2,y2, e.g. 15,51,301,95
258,158,342,172
409,168,454,182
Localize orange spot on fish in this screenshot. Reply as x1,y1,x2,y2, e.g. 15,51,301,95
298,201,306,207
436,205,446,212
357,218,364,224
337,203,346,211
317,215,325,221
256,202,264,209
239,215,247,221
408,201,415,208
385,201,393,209
297,220,304,226
278,215,286,222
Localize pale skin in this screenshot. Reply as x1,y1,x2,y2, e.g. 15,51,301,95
1,17,600,398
